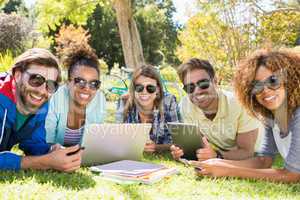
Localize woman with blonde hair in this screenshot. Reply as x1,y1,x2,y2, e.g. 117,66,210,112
116,65,181,153
194,49,300,183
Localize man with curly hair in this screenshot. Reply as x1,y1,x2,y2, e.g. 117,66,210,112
171,58,259,161
194,49,300,183
0,48,83,172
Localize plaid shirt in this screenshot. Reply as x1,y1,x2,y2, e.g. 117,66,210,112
116,93,181,144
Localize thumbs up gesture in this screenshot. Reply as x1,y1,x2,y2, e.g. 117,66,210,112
196,137,217,161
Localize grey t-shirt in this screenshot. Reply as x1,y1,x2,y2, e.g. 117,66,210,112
257,107,300,174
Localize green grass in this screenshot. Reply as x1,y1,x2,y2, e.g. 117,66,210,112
0,153,300,200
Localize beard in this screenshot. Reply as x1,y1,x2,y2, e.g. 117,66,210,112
16,80,48,114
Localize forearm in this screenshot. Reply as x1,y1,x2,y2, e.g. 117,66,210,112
156,144,171,152
20,155,51,170
219,157,272,168
226,165,300,183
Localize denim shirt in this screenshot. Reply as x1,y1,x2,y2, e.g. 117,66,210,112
116,93,181,144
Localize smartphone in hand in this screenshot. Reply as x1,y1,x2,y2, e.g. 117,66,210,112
67,146,85,156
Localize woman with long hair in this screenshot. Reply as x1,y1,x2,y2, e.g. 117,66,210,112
193,49,300,183
46,44,106,147
116,65,181,153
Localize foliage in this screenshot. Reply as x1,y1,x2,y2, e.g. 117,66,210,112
0,13,31,56
0,50,14,72
176,12,239,84
35,0,100,33
176,1,300,84
135,0,180,66
54,24,91,62
257,11,300,47
1,0,28,15
85,3,124,69
35,0,179,69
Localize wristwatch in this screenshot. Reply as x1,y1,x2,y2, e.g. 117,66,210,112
216,150,224,159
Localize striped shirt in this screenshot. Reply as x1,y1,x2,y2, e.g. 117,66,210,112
64,127,84,146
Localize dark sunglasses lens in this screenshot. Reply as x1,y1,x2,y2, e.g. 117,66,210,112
135,84,144,93
28,74,45,87
89,80,101,90
146,85,157,93
197,80,210,90
183,83,196,94
252,81,264,95
268,75,281,89
46,80,58,93
74,77,86,89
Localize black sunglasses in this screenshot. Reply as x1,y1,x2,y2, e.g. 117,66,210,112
134,84,157,94
251,75,282,95
73,77,101,90
25,71,58,94
183,79,210,94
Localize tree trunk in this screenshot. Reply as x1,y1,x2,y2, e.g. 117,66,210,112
113,0,144,69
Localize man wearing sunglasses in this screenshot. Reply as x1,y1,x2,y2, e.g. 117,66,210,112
0,48,82,172
171,58,259,161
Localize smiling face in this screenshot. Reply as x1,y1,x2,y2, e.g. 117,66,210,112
254,66,286,112
68,66,99,108
134,75,159,111
14,64,59,114
183,69,218,110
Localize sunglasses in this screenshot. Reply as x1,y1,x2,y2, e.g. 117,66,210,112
134,84,157,94
183,79,210,94
25,71,58,94
251,75,282,95
73,77,101,90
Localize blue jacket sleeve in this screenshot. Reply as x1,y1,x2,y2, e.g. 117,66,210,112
0,151,22,170
19,123,51,155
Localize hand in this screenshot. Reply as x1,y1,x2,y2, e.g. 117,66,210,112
46,145,83,172
144,140,156,153
49,143,63,152
170,144,184,160
196,137,217,161
193,158,232,178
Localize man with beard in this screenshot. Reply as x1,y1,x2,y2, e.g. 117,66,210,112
0,48,83,172
171,58,259,161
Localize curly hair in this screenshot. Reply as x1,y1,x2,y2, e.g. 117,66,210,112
123,65,164,121
234,48,300,122
61,43,100,79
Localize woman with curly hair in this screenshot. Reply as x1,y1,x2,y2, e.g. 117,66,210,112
45,44,106,147
193,49,300,183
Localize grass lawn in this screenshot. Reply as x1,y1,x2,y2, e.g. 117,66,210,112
0,153,299,200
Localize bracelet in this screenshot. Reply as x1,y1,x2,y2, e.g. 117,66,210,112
216,150,224,159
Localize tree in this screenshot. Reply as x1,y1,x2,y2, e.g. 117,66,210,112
36,0,144,69
85,4,124,69
2,0,27,14
134,0,179,66
112,0,144,69
0,13,31,55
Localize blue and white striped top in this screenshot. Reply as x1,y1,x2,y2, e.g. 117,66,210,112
63,127,84,146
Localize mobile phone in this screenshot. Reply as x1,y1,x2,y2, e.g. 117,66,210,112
195,166,202,171
67,146,85,156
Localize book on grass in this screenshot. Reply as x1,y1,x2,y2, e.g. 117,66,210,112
90,160,178,184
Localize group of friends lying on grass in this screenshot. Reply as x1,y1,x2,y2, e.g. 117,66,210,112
0,43,299,183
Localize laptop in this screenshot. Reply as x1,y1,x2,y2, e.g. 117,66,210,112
81,123,152,166
168,122,204,160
